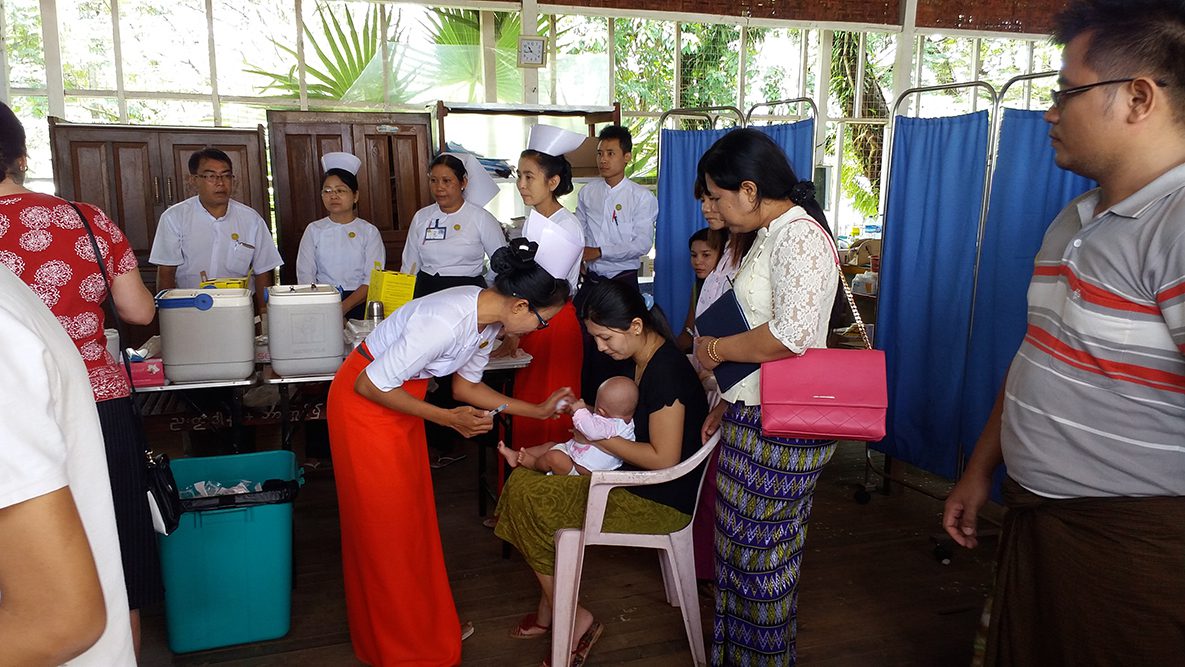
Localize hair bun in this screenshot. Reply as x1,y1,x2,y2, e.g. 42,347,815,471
790,180,817,205
491,238,538,275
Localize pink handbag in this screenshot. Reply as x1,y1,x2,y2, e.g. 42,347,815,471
759,228,887,442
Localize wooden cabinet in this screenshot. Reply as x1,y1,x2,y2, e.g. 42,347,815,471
267,110,433,282
48,118,270,269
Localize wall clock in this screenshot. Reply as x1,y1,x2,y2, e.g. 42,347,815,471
517,35,547,68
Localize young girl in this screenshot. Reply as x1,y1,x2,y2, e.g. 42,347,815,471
507,125,588,448
675,227,725,353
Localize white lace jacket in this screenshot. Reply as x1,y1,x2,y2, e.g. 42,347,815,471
720,206,838,406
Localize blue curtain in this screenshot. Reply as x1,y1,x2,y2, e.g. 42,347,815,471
875,112,989,480
754,121,816,186
653,120,816,330
959,108,1095,457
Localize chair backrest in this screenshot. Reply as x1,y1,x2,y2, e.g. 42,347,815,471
686,430,721,521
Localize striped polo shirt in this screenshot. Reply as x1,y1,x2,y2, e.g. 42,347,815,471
1001,163,1185,498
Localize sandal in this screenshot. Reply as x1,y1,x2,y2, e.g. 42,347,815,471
461,621,475,641
571,621,603,666
510,612,550,639
541,620,603,667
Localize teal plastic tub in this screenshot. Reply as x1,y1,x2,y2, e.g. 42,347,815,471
159,450,301,654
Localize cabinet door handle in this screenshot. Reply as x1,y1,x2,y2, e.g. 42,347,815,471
166,177,175,204
153,177,162,204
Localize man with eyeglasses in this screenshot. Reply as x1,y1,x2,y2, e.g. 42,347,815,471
150,148,283,314
943,1,1185,664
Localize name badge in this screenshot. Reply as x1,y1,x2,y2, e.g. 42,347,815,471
424,219,446,242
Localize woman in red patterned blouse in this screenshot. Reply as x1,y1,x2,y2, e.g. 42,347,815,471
0,101,159,656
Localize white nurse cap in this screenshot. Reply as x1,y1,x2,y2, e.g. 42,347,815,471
527,124,586,157
523,210,583,281
444,152,499,208
321,151,362,175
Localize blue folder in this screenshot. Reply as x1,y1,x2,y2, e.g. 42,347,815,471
695,289,758,393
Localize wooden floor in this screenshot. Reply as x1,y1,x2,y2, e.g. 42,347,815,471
138,431,997,666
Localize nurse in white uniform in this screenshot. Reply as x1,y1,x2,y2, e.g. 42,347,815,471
325,236,581,666
402,152,506,298
295,152,385,320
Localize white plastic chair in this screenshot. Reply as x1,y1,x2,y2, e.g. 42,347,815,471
550,431,721,667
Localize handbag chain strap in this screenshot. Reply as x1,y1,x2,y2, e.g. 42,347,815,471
69,202,156,462
796,216,873,351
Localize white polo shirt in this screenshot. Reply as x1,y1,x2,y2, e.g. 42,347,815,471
149,196,284,291
295,216,385,291
401,202,507,277
0,265,135,666
575,177,657,276
363,286,502,391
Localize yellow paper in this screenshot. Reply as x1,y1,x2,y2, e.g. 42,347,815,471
367,268,417,316
199,277,249,289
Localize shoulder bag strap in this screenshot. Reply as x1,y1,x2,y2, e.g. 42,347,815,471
69,202,153,455
793,216,873,351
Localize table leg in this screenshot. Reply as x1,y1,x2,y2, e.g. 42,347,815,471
230,386,245,454
279,384,292,451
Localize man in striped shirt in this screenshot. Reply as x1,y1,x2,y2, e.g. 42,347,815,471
943,1,1185,664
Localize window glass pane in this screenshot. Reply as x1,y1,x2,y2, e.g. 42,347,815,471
64,96,121,123
402,7,523,105
915,35,983,115
745,28,807,117
679,22,740,109
211,0,297,98
4,0,47,88
126,98,216,125
121,0,211,93
828,32,894,120
614,18,674,113
8,96,53,190
623,115,658,183
295,0,406,105
219,103,269,129
540,14,609,106
58,0,116,91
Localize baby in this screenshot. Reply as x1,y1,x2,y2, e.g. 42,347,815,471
498,376,638,476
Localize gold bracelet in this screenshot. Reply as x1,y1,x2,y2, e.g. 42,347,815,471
707,337,724,364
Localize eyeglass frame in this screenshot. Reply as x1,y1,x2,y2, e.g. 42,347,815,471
321,187,354,196
526,302,550,330
1048,77,1168,108
193,172,236,183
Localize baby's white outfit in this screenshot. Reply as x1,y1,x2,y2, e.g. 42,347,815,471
550,407,634,473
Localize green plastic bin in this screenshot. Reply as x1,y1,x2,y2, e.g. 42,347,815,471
159,450,301,653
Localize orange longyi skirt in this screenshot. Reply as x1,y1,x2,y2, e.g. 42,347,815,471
327,343,462,666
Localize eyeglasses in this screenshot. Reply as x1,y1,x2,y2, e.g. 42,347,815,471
1047,77,1168,108
195,173,235,183
322,187,352,196
527,303,550,330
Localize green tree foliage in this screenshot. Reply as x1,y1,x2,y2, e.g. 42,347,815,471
830,31,892,220
421,8,528,103
246,1,412,102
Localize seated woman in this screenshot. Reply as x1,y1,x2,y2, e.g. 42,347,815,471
494,280,710,665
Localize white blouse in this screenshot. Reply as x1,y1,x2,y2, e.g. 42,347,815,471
295,217,385,290
720,206,838,406
401,201,507,277
363,286,502,391
695,239,741,321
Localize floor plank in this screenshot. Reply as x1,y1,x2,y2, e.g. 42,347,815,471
139,432,996,666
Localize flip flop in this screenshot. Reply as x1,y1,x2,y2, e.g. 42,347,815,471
430,454,467,469
510,612,550,639
461,621,475,641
